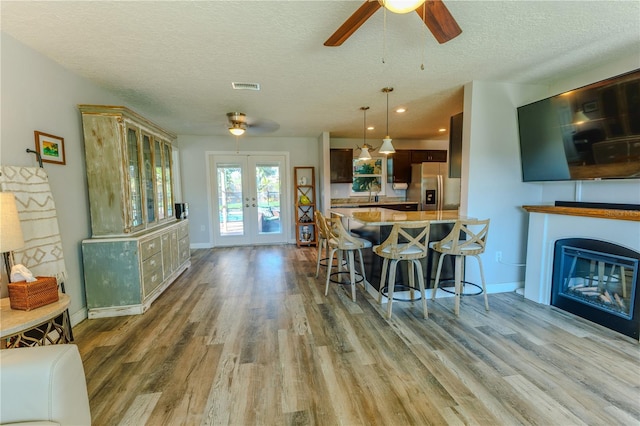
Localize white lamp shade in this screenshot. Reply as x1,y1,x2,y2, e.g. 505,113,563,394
573,110,590,125
0,192,25,253
379,137,396,154
379,0,425,14
358,147,372,159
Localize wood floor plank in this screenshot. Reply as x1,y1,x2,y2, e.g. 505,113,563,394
72,246,640,426
117,392,161,426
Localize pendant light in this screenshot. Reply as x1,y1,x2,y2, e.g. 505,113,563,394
379,0,426,14
358,106,373,159
379,87,396,154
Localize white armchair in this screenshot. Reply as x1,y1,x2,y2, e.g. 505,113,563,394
0,344,91,425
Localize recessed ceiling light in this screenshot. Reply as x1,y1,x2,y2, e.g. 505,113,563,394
396,108,406,113
367,126,375,130
438,128,447,132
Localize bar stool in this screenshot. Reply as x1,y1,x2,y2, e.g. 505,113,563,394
314,210,331,278
431,218,490,316
325,217,372,302
373,221,431,319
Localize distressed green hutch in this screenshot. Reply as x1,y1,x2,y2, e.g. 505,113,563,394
79,105,190,318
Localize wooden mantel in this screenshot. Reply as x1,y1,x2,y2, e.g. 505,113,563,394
523,205,640,222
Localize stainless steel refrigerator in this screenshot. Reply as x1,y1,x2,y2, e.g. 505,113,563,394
407,163,460,211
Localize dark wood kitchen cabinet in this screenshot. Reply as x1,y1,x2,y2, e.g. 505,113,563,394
330,149,353,183
387,150,412,183
387,149,448,183
410,149,447,163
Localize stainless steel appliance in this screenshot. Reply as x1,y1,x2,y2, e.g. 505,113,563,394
407,163,460,211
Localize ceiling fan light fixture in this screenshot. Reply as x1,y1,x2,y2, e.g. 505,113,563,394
227,112,247,136
228,125,246,136
379,0,426,14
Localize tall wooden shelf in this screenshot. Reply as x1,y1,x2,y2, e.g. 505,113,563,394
294,167,317,247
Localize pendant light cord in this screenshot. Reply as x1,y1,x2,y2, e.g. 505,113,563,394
358,106,371,159
421,2,426,70
385,89,390,137
360,106,370,148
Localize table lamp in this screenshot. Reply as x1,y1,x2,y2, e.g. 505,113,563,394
0,192,25,282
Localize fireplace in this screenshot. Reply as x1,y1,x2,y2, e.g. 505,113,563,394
552,238,640,339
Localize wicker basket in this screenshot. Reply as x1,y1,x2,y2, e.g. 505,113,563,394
8,276,59,311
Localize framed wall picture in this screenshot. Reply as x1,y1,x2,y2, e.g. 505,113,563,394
583,100,598,113
34,131,66,165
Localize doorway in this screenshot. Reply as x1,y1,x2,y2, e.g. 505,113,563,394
210,154,288,246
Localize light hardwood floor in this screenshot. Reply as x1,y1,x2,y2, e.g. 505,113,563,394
73,246,640,426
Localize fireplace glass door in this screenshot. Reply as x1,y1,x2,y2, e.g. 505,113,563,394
552,238,639,339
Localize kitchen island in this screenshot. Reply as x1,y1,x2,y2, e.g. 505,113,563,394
329,207,471,294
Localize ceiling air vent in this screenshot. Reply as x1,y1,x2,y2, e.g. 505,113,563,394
232,82,260,91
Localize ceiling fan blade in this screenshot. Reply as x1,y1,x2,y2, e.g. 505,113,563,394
246,117,280,135
415,0,462,44
324,1,381,47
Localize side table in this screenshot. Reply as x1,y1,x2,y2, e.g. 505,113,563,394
0,294,71,348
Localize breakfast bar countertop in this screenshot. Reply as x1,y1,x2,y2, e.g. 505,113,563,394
330,207,470,226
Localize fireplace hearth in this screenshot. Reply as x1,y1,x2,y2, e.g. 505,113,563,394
552,238,639,339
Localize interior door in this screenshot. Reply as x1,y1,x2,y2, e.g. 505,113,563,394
211,154,287,246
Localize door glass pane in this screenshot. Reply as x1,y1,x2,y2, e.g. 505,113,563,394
163,143,173,218
142,134,155,224
256,165,281,234
126,127,143,228
154,140,165,220
218,165,243,236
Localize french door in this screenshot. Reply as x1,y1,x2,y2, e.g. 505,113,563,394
211,154,288,246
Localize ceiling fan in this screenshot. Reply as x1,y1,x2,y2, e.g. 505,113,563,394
324,0,461,47
226,112,280,136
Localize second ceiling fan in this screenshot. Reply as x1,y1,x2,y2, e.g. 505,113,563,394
324,0,461,47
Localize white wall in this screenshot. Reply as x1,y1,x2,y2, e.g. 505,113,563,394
463,55,640,291
177,134,320,247
0,34,123,323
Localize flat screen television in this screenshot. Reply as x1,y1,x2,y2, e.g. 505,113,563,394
517,69,640,182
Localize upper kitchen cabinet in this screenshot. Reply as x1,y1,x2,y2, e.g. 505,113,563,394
410,149,447,163
79,105,177,237
387,150,412,183
330,148,353,183
449,112,463,178
387,149,448,183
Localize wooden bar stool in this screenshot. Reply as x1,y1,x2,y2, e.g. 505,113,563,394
314,211,331,278
431,218,490,316
325,217,372,302
374,221,431,319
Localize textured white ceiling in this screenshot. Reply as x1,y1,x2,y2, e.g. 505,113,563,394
2,0,639,140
